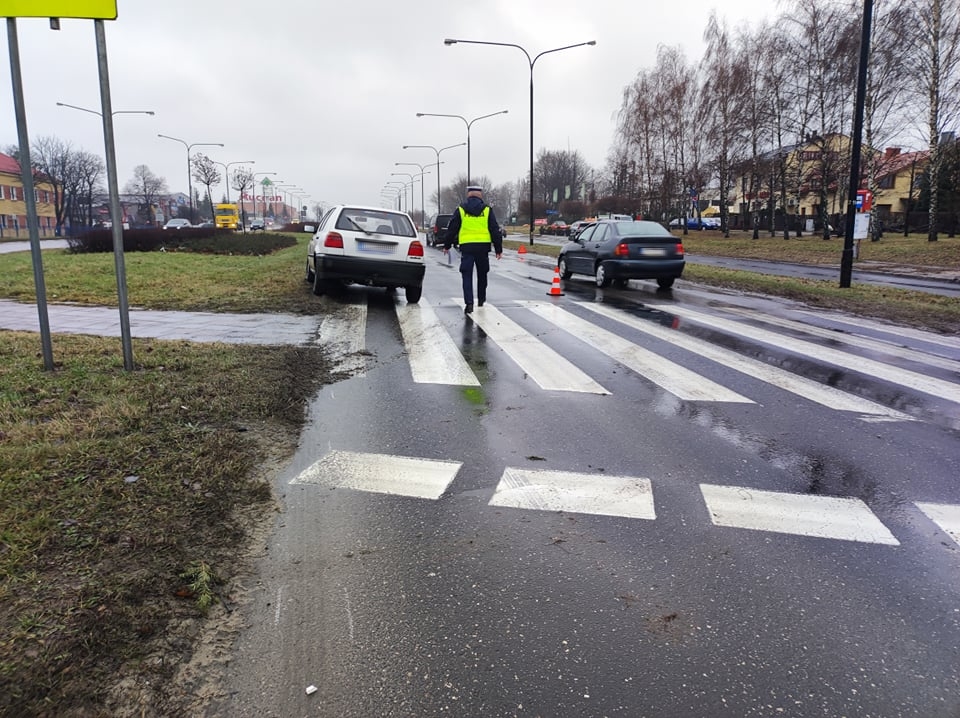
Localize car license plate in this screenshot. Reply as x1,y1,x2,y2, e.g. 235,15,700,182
641,247,666,256
357,241,394,254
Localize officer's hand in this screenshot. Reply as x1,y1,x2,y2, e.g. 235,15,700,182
442,247,448,254
495,253,502,260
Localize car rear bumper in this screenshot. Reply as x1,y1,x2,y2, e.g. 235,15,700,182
316,254,425,287
603,258,685,279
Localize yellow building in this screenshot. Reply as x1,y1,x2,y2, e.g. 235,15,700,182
0,151,57,238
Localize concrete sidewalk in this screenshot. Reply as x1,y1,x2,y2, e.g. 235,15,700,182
0,299,320,346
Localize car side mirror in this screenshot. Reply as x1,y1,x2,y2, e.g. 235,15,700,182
303,225,315,233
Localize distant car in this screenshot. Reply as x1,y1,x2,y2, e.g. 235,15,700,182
544,221,569,236
249,218,265,231
567,220,594,239
558,219,685,290
701,217,721,229
669,216,704,230
163,218,192,230
428,213,453,247
194,221,215,229
305,204,425,303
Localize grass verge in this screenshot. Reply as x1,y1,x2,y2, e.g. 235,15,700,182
0,332,341,716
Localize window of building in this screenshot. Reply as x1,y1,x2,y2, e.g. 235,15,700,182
877,174,895,189
10,186,18,201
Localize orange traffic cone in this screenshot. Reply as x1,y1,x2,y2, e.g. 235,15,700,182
547,266,564,296
517,244,527,261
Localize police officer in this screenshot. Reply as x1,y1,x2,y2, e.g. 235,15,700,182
443,185,503,314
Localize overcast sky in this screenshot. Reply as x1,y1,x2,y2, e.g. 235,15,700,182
1,0,777,214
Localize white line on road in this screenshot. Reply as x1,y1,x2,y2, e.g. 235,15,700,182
395,297,480,385
651,304,960,405
577,301,912,419
524,302,753,403
725,306,960,373
700,483,900,545
290,450,462,500
490,467,656,519
915,502,960,547
459,300,610,395
316,300,367,376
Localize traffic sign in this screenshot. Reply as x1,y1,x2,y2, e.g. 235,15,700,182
0,1,117,18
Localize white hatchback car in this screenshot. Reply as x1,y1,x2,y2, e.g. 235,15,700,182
306,205,425,303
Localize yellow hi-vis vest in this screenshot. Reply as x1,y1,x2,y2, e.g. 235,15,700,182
457,206,490,245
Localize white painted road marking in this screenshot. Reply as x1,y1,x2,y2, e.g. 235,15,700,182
489,468,656,520
725,306,960,373
460,300,610,395
700,483,901,545
395,298,480,386
525,302,753,403
291,450,462,500
653,304,960,405
915,502,960,547
316,300,368,376
577,301,912,420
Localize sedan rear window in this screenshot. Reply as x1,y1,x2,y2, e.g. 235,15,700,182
615,221,673,237
336,208,416,237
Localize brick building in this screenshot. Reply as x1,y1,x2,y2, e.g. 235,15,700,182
0,152,57,238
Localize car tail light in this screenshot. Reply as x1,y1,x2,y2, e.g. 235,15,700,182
676,243,685,256
408,241,424,257
324,232,343,248
614,242,630,257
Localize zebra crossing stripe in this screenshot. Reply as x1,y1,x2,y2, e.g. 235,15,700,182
395,299,480,386
654,304,960,406
724,307,960,373
915,502,960,547
316,300,368,376
460,301,610,395
290,450,461,500
700,483,901,545
489,467,656,519
524,302,752,403
796,309,960,352
576,301,911,420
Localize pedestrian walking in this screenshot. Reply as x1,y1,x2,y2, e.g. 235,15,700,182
443,185,503,314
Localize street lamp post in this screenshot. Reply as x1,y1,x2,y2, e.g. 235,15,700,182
157,134,224,223
385,181,409,212
211,159,254,203
57,101,155,371
391,171,429,217
382,186,402,211
445,38,595,245
396,160,442,230
416,110,508,184
402,143,466,216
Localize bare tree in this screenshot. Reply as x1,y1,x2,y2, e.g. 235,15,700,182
906,0,960,240
73,150,105,228
190,153,221,222
231,167,255,231
28,136,72,234
123,165,167,224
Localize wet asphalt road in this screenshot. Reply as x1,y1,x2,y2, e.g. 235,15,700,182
208,249,960,718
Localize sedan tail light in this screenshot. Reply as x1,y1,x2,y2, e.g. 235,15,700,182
407,240,424,257
676,243,685,256
614,242,630,257
324,232,344,248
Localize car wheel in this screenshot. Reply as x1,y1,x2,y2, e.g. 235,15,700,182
595,262,612,288
558,256,573,279
657,277,676,290
405,285,422,304
305,259,315,283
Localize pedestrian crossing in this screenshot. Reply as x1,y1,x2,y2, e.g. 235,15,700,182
290,449,958,549
312,293,960,423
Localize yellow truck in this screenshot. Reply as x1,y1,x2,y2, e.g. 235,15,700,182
214,203,240,230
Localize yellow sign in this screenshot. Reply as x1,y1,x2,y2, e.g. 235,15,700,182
0,1,117,18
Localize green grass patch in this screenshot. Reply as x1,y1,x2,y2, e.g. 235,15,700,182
0,332,339,716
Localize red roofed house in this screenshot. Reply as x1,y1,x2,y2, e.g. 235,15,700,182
0,151,57,238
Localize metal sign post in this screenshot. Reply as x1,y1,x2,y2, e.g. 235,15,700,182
5,17,54,370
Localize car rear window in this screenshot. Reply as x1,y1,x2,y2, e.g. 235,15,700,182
337,208,416,237
615,221,673,237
